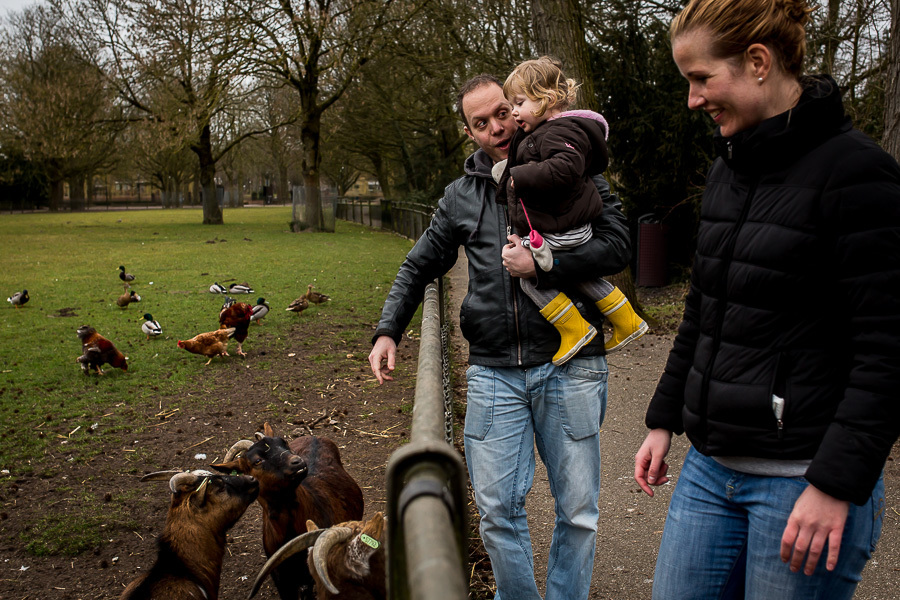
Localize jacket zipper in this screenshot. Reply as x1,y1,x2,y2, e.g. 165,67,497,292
504,206,523,365
699,177,758,441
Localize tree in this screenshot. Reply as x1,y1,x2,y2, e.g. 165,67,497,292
883,0,900,160
531,0,596,109
0,5,122,211
232,0,429,231
64,0,274,223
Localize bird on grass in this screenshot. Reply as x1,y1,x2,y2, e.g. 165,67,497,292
177,328,235,365
117,289,141,308
286,295,309,315
220,296,236,315
118,266,135,283
250,297,270,325
77,325,127,375
228,282,254,294
141,313,162,340
304,284,331,304
7,290,29,308
209,282,227,294
219,300,253,356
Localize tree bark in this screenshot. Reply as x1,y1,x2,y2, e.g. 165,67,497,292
885,0,900,162
69,175,86,211
530,0,597,111
195,125,223,224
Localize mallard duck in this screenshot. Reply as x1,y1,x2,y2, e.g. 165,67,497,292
303,284,331,304
118,265,135,283
7,289,29,308
117,289,141,308
286,295,309,315
209,282,227,294
250,297,270,324
220,295,236,314
141,313,162,340
228,282,254,294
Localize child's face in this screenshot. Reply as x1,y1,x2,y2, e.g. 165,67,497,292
510,93,546,133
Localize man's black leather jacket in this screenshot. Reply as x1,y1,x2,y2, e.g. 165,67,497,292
373,148,631,367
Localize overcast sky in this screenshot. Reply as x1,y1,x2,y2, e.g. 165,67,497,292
0,0,43,17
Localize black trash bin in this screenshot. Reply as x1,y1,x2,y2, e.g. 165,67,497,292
636,213,668,287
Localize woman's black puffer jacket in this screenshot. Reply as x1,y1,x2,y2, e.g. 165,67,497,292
645,75,900,505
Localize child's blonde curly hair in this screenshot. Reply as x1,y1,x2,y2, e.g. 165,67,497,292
502,56,580,118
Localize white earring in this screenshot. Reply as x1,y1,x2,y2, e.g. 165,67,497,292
758,77,764,84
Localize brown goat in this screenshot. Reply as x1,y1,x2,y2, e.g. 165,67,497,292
211,423,363,600
119,470,259,600
248,513,386,600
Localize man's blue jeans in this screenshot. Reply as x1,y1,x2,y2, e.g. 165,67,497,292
654,447,885,599
464,355,608,600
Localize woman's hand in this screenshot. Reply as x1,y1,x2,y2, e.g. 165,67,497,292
634,428,673,496
781,484,850,575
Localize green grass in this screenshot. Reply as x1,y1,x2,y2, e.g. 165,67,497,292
0,208,416,472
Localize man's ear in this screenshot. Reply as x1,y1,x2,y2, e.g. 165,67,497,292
746,43,772,80
463,125,475,142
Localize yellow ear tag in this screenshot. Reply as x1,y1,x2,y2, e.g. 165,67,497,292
360,534,380,549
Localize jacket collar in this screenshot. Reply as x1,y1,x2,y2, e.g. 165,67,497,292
714,74,851,173
464,148,496,180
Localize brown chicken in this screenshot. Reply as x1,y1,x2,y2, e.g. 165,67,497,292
177,328,235,365
76,325,128,375
219,301,253,357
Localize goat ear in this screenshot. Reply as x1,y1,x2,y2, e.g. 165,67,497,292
263,422,276,437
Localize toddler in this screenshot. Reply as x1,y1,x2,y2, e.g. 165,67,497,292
496,56,647,365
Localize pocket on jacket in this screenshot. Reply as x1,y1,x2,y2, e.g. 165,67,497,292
464,365,494,441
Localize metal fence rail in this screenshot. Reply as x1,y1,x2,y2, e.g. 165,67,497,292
385,281,468,600
336,197,434,240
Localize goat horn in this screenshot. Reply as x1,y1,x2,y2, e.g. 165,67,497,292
223,439,253,462
246,529,326,599
167,471,201,494
313,527,354,595
140,470,183,482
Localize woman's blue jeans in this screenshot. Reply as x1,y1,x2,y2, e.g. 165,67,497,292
464,356,608,600
653,447,885,599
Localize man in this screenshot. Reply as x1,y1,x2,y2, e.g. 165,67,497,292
368,74,630,599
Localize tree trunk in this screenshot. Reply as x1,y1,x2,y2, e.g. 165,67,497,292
885,0,900,162
48,178,63,212
530,0,597,111
69,175,86,211
277,163,289,209
195,125,223,224
295,117,326,232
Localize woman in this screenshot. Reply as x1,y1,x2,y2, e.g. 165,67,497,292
634,0,900,597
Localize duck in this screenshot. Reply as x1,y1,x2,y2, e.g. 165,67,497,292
118,265,135,283
303,283,331,304
141,313,162,340
250,297,270,324
228,282,254,294
286,295,309,315
209,282,227,294
7,289,29,308
117,289,141,308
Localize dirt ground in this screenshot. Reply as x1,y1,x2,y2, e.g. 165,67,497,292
1,262,897,600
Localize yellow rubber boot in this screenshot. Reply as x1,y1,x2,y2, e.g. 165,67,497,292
539,293,597,366
596,287,648,353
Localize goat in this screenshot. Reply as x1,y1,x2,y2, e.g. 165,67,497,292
247,512,386,600
211,422,364,600
119,469,259,600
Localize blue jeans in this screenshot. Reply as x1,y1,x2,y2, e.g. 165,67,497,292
654,447,885,599
464,356,608,600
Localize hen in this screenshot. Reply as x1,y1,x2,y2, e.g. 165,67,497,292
219,301,253,356
76,325,128,375
177,328,235,365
